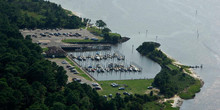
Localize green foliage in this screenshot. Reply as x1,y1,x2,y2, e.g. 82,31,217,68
87,26,121,44
179,80,202,99
87,26,102,36
0,1,186,110
163,102,179,110
136,42,160,55
95,20,106,29
137,42,200,98
78,74,93,81
0,0,86,29
42,47,48,52
98,79,153,97
0,1,105,109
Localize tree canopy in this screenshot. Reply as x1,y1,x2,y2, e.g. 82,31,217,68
0,0,86,29
95,20,107,29
0,0,161,109
137,42,197,98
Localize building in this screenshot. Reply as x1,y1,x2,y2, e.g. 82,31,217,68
45,46,67,58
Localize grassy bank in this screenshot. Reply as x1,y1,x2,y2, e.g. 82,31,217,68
178,79,202,99
97,79,154,97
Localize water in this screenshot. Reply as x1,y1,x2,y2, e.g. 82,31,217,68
49,0,220,109
68,50,158,81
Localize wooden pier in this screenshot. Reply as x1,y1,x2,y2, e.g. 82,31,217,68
61,44,111,51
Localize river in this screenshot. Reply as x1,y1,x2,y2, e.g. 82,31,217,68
49,0,220,109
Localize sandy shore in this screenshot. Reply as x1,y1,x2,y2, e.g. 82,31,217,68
160,49,201,79
64,8,81,17
163,95,183,107
71,11,81,17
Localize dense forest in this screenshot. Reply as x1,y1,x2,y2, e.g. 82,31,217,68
0,0,86,29
137,42,198,98
0,0,160,110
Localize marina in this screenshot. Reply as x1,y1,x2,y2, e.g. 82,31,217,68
21,28,160,81
68,50,145,81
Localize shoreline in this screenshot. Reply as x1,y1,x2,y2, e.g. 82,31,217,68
64,8,81,17
161,50,203,108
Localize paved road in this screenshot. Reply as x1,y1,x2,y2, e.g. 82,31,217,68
49,58,101,89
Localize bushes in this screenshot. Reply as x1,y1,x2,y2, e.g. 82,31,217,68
137,42,198,98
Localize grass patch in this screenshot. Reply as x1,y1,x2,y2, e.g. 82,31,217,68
79,74,92,81
166,64,179,70
62,39,102,43
97,79,153,97
143,101,164,110
21,10,45,21
109,32,121,38
42,47,48,52
87,26,102,36
178,79,202,99
87,27,121,38
64,57,93,81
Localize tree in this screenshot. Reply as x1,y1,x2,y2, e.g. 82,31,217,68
102,27,111,34
95,20,106,29
51,102,66,110
150,91,153,96
27,103,48,110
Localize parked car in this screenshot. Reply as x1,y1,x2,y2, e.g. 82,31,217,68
118,87,125,90
62,61,67,64
92,83,99,86
147,86,153,89
111,83,119,87
66,65,71,68
109,94,112,98
70,69,77,72
72,78,81,82
116,92,121,96
94,86,101,90
123,92,130,95
73,72,79,74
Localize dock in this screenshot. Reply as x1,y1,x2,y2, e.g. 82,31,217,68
61,44,111,51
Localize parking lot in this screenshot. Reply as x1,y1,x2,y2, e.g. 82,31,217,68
49,58,102,89
20,28,99,48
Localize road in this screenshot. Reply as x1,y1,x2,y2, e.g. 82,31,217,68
49,58,101,89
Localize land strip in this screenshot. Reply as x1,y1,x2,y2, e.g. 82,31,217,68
137,42,203,108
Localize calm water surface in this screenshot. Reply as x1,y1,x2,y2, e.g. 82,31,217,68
49,0,220,109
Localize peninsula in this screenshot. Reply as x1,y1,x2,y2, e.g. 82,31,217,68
137,42,203,106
